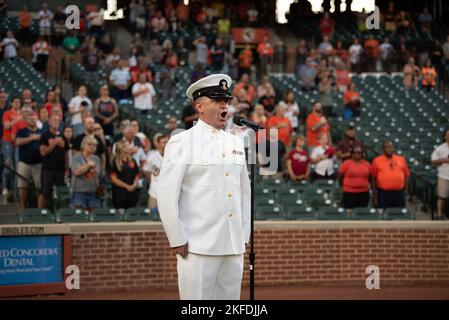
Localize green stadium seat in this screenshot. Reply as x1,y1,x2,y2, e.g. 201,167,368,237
383,208,415,220
124,207,152,222
19,208,55,224
351,207,381,220
91,208,122,222
284,205,316,220
255,204,282,220
317,207,348,220
56,208,90,223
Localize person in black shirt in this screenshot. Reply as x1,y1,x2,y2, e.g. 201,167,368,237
182,104,198,129
73,116,106,173
110,140,141,209
257,129,286,180
39,114,68,208
15,113,43,210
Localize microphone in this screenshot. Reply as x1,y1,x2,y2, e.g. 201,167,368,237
233,115,265,131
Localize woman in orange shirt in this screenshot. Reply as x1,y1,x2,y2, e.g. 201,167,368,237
421,59,437,91
266,104,293,147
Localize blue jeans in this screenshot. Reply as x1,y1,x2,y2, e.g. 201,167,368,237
72,192,101,210
1,141,14,190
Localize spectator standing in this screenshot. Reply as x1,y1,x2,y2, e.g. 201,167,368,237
319,74,334,118
94,85,119,137
364,35,380,72
334,62,351,93
319,12,335,39
83,45,101,83
159,57,177,99
210,38,226,72
402,58,420,93
250,104,268,142
300,58,317,91
62,31,80,78
1,97,22,196
109,59,131,102
310,133,336,181
113,125,146,168
38,3,53,39
143,134,168,211
18,6,32,45
132,73,157,116
257,76,276,115
193,36,208,69
32,37,50,73
182,104,198,130
295,39,309,78
15,113,43,210
2,31,19,59
110,140,141,209
421,59,437,91
348,38,363,73
87,8,104,39
266,104,293,147
238,44,254,78
372,141,410,209
431,129,449,220
39,114,68,209
233,74,256,104
336,125,363,162
317,35,334,57
279,89,300,132
442,36,449,80
338,146,372,209
380,37,394,73
70,136,102,212
418,7,432,33
72,116,107,173
53,6,67,46
258,129,286,180
306,102,330,148
287,135,310,182
257,36,274,76
68,86,93,137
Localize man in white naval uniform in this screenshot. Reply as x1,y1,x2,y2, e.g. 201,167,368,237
157,74,251,300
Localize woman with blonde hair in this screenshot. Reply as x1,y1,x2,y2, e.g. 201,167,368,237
110,140,141,209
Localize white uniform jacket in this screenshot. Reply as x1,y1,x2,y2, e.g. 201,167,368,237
157,119,251,256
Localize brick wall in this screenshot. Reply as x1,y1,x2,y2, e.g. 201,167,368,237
70,222,449,293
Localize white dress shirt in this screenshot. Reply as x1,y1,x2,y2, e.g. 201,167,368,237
157,119,251,255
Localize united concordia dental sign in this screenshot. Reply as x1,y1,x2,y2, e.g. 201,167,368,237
0,236,63,286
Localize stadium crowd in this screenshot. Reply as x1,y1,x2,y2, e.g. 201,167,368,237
0,1,448,220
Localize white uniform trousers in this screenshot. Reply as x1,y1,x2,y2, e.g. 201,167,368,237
176,252,244,300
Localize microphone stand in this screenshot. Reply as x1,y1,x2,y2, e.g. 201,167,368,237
248,124,262,301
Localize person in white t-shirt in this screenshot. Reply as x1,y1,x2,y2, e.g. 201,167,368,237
310,133,336,181
380,37,394,73
38,3,53,37
68,86,93,137
132,73,157,116
431,129,449,220
143,134,168,211
2,31,19,59
349,38,363,73
279,89,300,132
